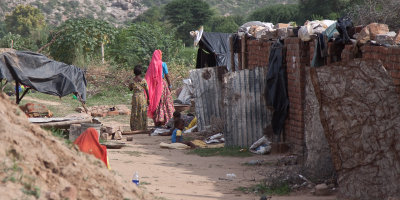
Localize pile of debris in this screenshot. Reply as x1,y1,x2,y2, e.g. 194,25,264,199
0,93,153,199
76,105,131,117
238,21,298,40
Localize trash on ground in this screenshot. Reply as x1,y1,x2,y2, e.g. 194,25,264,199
249,136,271,154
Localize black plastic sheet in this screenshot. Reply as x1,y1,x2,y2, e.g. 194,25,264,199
0,51,87,101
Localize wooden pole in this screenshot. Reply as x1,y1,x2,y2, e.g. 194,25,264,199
241,35,246,70
230,35,235,72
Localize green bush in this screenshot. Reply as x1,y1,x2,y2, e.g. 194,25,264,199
49,18,116,66
107,22,183,69
247,4,300,24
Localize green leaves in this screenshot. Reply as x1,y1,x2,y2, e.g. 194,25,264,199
165,0,213,45
247,4,300,24
49,18,116,66
5,5,45,37
107,22,183,69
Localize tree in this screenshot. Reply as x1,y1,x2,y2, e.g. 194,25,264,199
205,16,239,33
165,0,213,45
49,18,116,65
5,5,46,37
349,0,400,30
298,0,351,22
247,4,300,24
133,6,166,25
107,22,183,69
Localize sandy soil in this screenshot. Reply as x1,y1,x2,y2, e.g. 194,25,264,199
109,134,337,200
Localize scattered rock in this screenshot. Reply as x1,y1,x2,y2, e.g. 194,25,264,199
357,23,389,44
46,192,59,200
101,133,108,141
60,186,77,200
114,130,123,140
314,183,330,196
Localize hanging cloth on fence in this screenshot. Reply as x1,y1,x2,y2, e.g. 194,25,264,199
265,40,289,141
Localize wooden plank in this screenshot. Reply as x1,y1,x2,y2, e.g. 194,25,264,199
122,130,151,135
241,35,246,70
38,118,92,129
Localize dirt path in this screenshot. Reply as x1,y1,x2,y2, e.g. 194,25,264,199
108,134,337,200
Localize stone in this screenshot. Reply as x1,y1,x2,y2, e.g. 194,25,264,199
75,107,85,113
304,68,335,182
277,28,289,39
258,30,276,40
46,192,59,200
114,130,123,140
394,31,400,45
375,32,397,45
314,183,329,196
274,23,290,29
107,110,119,116
310,59,400,200
357,23,389,44
60,186,77,200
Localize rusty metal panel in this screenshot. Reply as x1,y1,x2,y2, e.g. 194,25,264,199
189,67,223,131
190,66,271,147
223,67,271,147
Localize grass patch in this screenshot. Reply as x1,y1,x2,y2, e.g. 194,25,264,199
235,182,291,196
46,128,73,145
187,147,252,157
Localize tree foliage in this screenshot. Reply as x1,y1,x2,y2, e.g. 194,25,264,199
298,0,351,22
205,16,239,33
49,18,116,65
165,0,213,45
133,6,166,25
348,0,400,30
5,5,46,37
107,22,183,69
247,4,300,24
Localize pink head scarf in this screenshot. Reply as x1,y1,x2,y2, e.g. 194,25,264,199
145,50,163,118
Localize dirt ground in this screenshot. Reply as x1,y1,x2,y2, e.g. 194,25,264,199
22,96,337,200
109,134,337,200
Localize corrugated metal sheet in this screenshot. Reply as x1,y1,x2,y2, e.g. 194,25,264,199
190,66,271,147
223,67,271,147
189,67,224,131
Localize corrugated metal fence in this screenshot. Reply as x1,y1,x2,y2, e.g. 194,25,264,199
190,66,271,147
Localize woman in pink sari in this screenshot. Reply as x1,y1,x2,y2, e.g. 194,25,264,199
145,50,175,126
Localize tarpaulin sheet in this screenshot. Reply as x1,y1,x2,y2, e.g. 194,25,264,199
196,32,238,71
0,51,87,101
265,41,288,140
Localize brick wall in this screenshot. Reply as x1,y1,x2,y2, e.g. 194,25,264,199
242,39,275,69
238,36,400,155
361,46,400,93
284,37,309,153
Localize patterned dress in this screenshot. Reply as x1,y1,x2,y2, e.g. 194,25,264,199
153,79,175,124
129,79,148,131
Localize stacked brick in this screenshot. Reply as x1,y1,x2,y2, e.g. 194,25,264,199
76,105,131,117
361,46,400,93
244,39,274,69
284,37,310,153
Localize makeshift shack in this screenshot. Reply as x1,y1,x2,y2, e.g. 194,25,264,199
0,50,87,104
196,32,238,71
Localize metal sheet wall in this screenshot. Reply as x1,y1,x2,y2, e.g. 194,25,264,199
189,67,223,131
223,67,271,147
190,66,271,147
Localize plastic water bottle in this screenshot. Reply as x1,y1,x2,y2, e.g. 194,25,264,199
132,171,139,186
